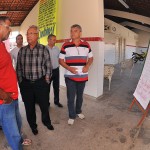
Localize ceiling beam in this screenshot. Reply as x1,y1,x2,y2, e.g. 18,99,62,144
0,10,29,12
104,9,150,25
121,21,150,32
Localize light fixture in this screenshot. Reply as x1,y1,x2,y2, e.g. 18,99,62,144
0,11,7,14
118,0,129,9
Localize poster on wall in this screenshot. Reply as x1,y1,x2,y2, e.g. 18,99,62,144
133,44,150,110
38,0,57,45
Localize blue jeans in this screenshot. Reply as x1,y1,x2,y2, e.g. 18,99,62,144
65,78,86,119
0,100,23,150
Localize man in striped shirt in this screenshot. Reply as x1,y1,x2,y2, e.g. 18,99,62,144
16,25,54,135
59,24,93,125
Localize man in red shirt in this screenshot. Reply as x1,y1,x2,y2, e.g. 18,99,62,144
0,16,31,150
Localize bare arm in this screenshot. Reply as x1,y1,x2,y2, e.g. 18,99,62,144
82,57,93,73
44,47,52,83
0,89,13,104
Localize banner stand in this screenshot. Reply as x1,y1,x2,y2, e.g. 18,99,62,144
129,97,150,127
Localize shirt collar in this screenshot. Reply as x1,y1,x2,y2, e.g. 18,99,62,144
27,42,39,50
47,45,56,49
69,39,83,44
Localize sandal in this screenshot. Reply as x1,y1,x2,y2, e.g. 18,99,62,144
22,139,32,146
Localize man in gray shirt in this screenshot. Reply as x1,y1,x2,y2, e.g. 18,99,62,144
10,34,23,69
47,34,63,107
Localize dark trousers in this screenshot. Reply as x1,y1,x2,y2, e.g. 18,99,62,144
65,78,86,119
49,67,60,104
19,77,51,130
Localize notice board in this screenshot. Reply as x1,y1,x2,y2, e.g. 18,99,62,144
133,46,150,109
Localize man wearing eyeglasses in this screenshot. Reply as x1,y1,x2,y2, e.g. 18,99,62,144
16,25,54,135
0,16,32,150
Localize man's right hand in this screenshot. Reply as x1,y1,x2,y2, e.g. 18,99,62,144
68,67,78,74
0,89,13,104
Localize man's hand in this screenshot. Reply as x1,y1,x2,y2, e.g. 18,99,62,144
82,65,89,73
68,67,78,74
0,89,13,104
45,75,50,84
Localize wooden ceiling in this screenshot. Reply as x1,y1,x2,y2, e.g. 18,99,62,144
0,0,149,31
0,0,39,26
104,0,150,30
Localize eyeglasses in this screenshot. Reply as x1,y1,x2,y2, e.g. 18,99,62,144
26,33,38,36
0,24,11,30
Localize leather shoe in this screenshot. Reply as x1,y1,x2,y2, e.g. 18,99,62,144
32,128,38,135
46,124,54,130
54,102,63,108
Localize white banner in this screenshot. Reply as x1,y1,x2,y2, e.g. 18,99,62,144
133,46,150,109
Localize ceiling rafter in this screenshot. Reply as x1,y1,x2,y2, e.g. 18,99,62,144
0,0,39,26
104,0,150,31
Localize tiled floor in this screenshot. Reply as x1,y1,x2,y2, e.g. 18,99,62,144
1,63,150,150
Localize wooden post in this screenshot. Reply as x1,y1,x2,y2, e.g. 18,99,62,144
129,97,150,127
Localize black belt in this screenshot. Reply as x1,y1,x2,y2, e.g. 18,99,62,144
52,67,59,71
22,76,45,84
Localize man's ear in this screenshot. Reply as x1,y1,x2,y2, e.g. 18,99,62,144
80,32,82,37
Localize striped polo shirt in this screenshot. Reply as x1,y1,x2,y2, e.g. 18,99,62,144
59,39,93,82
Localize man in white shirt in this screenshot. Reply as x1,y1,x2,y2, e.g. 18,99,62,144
10,34,23,68
47,34,63,108
59,24,93,125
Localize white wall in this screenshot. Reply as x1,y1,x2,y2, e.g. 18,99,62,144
11,26,20,32
20,2,39,45
104,33,116,64
57,0,104,38
133,30,150,53
104,18,138,63
125,46,136,59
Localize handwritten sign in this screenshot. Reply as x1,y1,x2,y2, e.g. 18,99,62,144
133,46,150,109
38,0,57,45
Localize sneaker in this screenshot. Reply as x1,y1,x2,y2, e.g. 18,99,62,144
68,119,74,125
77,113,85,119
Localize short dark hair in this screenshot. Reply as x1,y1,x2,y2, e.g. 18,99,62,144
48,34,56,39
71,24,82,32
0,16,10,24
16,34,23,40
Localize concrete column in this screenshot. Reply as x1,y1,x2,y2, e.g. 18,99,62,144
57,0,104,98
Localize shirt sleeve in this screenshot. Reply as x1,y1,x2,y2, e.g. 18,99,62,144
87,42,93,58
59,43,66,59
16,48,23,83
44,47,52,77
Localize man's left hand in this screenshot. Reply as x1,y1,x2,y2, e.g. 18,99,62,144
45,76,50,84
82,66,89,73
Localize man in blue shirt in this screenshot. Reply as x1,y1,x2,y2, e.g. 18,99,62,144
47,34,63,108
